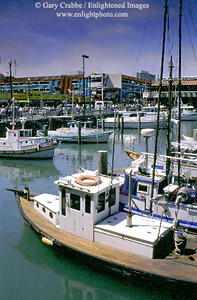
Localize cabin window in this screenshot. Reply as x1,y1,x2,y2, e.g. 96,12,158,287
97,192,105,213
85,195,91,214
138,184,149,194
36,202,39,208
62,188,66,216
42,207,46,213
109,188,116,207
70,193,80,211
49,212,53,219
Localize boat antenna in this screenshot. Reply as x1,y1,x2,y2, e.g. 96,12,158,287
149,0,168,214
166,55,174,183
177,0,182,186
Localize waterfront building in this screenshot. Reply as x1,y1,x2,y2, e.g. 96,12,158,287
136,70,156,82
0,72,150,106
0,71,196,107
144,76,197,106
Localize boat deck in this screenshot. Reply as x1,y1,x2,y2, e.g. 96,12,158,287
18,196,197,284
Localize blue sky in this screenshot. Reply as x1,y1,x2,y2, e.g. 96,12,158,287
1,0,197,78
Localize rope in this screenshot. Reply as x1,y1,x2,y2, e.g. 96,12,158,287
183,8,197,64
185,0,197,38
132,0,153,75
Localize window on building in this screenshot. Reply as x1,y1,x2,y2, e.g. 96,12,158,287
70,193,80,211
97,192,105,213
85,195,91,214
109,188,116,207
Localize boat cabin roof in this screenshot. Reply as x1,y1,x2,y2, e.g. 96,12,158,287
34,194,59,213
125,167,166,184
6,128,33,138
55,171,124,194
96,212,172,244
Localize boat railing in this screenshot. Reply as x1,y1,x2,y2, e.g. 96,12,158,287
142,152,197,163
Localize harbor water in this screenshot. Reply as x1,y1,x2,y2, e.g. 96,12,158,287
1,122,197,300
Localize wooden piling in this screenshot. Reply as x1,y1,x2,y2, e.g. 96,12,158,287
138,114,141,131
117,114,121,129
194,129,197,140
102,119,105,131
78,121,81,144
120,116,124,134
98,151,108,175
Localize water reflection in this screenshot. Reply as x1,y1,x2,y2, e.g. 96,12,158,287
14,226,133,300
55,142,113,174
0,159,60,188
13,225,194,300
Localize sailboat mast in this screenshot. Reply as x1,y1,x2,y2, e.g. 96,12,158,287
178,0,182,185
166,55,174,182
149,0,168,213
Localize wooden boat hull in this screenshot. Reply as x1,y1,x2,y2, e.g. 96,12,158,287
15,194,197,285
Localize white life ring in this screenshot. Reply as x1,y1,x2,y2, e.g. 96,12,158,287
76,175,101,186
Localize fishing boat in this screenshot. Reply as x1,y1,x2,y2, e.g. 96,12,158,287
47,120,113,143
124,149,197,182
120,153,197,231
101,110,168,129
8,168,197,285
0,126,57,159
172,104,197,121
171,137,197,159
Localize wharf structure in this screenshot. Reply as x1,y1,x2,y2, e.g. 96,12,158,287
0,72,151,106
144,76,197,106
0,72,196,107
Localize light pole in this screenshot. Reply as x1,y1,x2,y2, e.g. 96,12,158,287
82,54,89,112
8,59,13,102
28,77,31,107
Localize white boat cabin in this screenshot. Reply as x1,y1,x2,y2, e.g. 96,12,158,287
0,128,33,149
33,170,173,259
34,171,123,240
0,128,53,150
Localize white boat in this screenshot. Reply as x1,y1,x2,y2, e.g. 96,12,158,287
8,168,197,284
124,148,197,181
120,155,197,231
47,121,113,143
172,104,197,121
171,137,197,157
101,110,168,129
0,127,57,159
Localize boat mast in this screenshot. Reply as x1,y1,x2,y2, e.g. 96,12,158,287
149,0,168,213
166,55,174,182
178,0,182,186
